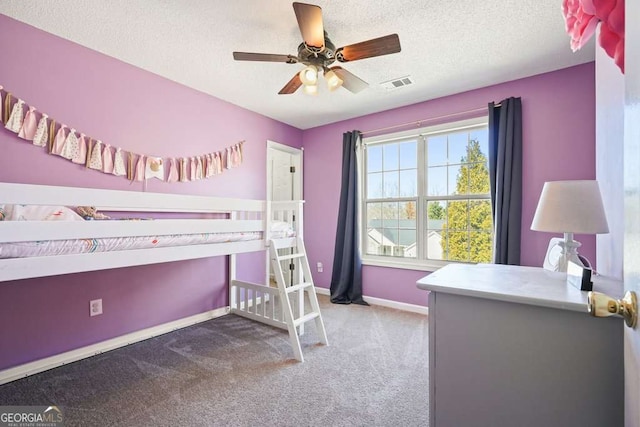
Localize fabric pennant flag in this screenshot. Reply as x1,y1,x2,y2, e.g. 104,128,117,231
88,140,104,170
3,92,11,125
60,128,80,160
167,158,178,183
18,106,37,140
51,125,68,156
72,133,87,164
102,144,114,173
113,148,126,176
134,155,146,181
205,154,212,178
238,141,244,163
225,148,231,169
179,158,188,182
145,156,165,180
5,99,24,133
195,156,203,180
189,157,196,181
32,114,49,147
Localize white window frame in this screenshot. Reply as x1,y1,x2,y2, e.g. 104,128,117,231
360,116,491,272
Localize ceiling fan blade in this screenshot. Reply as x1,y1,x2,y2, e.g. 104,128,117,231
337,34,401,62
278,72,303,95
233,52,298,63
330,66,369,94
293,2,325,50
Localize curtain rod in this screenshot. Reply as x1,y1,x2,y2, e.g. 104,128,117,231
360,103,501,136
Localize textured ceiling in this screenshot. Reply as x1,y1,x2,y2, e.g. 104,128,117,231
0,1,595,129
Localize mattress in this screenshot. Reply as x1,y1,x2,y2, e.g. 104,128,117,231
0,231,264,259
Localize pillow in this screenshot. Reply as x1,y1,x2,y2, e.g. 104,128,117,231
270,220,296,238
0,205,85,221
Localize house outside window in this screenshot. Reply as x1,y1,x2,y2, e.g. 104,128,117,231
361,116,493,271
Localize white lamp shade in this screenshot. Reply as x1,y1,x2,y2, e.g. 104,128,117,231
531,180,609,234
303,84,318,95
299,66,318,85
324,69,343,91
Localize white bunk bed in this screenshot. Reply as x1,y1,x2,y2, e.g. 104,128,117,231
0,182,327,367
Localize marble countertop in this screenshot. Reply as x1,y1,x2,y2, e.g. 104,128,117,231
416,263,623,312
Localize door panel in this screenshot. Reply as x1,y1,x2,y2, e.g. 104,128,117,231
624,0,640,424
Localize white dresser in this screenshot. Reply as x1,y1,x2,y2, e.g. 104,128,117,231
417,263,624,427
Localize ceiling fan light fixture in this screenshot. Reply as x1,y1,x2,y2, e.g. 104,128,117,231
299,65,318,85
303,83,319,96
324,69,343,91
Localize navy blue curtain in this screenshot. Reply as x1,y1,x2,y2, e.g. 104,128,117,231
330,131,368,305
488,97,523,265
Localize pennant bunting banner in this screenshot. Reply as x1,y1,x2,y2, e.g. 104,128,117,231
0,86,245,183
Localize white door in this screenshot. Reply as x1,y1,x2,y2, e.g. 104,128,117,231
624,1,640,424
266,141,303,287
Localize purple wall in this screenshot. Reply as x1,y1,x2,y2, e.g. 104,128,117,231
0,15,302,370
303,63,596,306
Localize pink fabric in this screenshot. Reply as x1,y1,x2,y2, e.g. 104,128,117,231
18,106,37,140
180,158,188,182
562,0,599,51
0,86,3,122
196,156,203,180
51,125,67,155
167,158,178,183
72,133,87,164
134,155,145,181
102,144,114,173
594,0,624,72
562,0,624,72
189,157,196,181
206,154,213,177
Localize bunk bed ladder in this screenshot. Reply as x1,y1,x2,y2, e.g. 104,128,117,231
269,236,328,362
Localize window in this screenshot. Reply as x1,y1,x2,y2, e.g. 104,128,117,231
362,117,493,270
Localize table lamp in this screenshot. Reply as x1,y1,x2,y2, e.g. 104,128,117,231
531,180,609,272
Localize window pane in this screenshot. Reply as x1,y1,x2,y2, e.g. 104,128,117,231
468,162,490,194
368,145,383,172
400,141,417,169
427,200,446,229
399,169,417,197
447,200,469,232
445,230,470,262
399,229,417,258
427,135,447,166
448,164,464,195
383,143,399,171
383,171,399,198
382,202,399,228
448,132,468,164
427,166,447,196
367,172,383,198
366,203,383,256
426,229,445,260
470,128,489,161
399,201,417,222
367,203,383,224
469,200,493,231
469,231,493,263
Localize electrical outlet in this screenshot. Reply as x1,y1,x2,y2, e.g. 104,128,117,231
90,299,103,317
317,262,323,273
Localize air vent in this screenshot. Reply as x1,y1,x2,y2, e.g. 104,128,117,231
380,76,414,91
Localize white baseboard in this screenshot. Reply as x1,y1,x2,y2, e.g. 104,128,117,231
314,287,428,315
0,306,228,386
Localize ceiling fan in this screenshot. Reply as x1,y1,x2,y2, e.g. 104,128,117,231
232,2,401,95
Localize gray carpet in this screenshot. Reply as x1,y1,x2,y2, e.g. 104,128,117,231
0,295,429,426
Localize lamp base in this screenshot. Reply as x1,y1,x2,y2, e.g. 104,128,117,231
542,233,588,273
